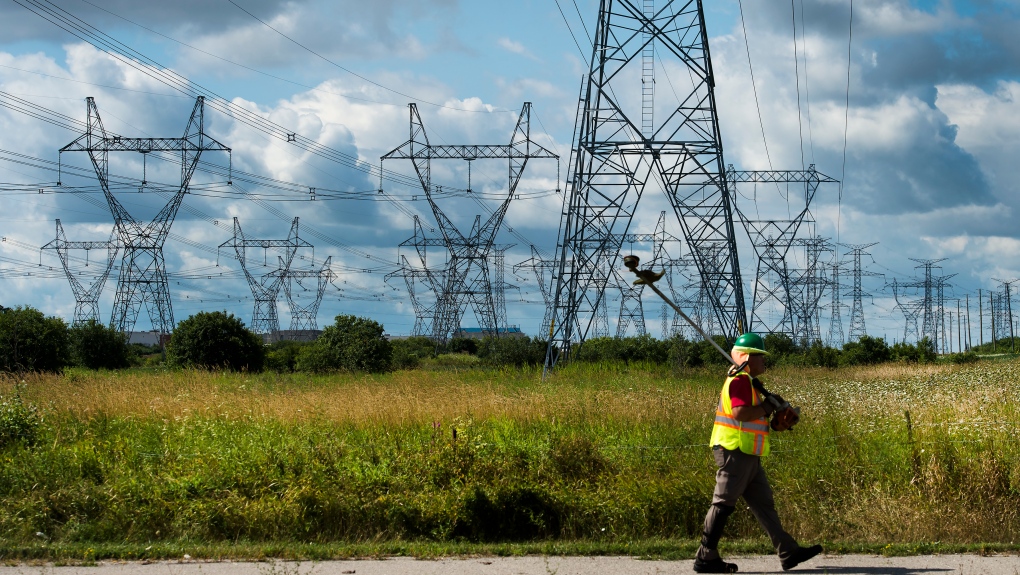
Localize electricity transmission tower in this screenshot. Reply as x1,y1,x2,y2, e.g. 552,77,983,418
381,102,557,344
787,236,832,344
992,278,1018,349
59,97,230,335
890,278,922,343
827,261,848,347
730,166,838,337
547,0,746,368
41,219,120,326
840,243,880,341
278,256,333,336
218,217,310,338
514,246,558,338
908,259,949,350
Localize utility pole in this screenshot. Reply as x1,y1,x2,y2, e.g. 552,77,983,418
957,300,962,353
979,289,984,348
965,294,971,351
991,291,996,352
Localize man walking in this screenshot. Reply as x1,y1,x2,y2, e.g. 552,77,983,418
693,333,823,573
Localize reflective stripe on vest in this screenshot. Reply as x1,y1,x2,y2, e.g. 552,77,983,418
709,371,771,456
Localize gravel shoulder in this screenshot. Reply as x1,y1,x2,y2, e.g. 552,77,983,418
1,554,1018,575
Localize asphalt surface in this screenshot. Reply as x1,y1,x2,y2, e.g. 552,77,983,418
0,555,1017,575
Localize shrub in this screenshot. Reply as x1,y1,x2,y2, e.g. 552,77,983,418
949,351,980,364
696,336,735,367
667,335,703,368
573,337,623,362
301,315,392,373
477,335,547,367
840,335,891,366
447,337,478,355
0,388,40,448
264,340,311,373
763,333,798,360
68,319,131,370
165,311,265,372
574,335,670,364
917,337,938,363
390,336,438,370
801,340,839,369
0,306,69,372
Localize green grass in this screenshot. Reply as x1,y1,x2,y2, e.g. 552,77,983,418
0,359,1018,559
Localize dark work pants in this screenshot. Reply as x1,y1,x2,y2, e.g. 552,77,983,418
696,447,799,562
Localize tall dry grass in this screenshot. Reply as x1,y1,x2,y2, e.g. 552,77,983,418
0,359,1017,546
2,365,720,426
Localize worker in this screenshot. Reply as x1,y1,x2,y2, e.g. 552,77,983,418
693,332,822,573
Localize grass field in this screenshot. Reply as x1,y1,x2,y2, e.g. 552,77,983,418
0,358,1018,560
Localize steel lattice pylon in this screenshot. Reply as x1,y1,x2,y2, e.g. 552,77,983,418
59,97,230,335
218,217,310,338
827,262,848,347
41,219,120,326
381,102,557,344
839,243,880,342
515,246,558,338
729,166,838,338
890,278,922,343
991,278,1018,348
906,258,953,350
547,0,746,368
787,236,832,345
276,256,333,335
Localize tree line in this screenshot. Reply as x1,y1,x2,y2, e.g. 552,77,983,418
0,304,980,375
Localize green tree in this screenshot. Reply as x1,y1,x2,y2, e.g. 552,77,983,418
477,335,547,367
0,306,69,372
447,337,478,355
264,340,312,373
840,335,891,366
390,336,437,369
69,319,131,370
165,311,265,372
299,315,392,373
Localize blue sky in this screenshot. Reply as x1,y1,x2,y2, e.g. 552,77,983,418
1,0,1019,346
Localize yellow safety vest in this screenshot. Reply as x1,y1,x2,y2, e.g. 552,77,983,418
709,371,771,456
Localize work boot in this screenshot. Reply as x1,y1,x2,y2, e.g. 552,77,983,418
693,557,738,573
781,544,822,571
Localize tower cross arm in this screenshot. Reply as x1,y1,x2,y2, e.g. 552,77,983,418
61,135,230,153
382,144,557,161
727,168,838,184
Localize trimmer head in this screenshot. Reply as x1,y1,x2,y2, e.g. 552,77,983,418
622,254,665,285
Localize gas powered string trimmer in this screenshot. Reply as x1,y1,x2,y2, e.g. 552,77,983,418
622,255,800,427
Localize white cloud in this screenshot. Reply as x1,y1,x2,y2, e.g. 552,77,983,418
497,37,538,61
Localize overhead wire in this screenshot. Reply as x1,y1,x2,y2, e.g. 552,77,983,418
791,0,805,171
838,0,855,248
9,0,427,191
798,0,815,165
223,0,513,115
552,0,590,66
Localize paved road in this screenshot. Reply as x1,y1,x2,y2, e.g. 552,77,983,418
0,555,1016,575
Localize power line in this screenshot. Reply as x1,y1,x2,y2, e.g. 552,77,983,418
224,0,511,115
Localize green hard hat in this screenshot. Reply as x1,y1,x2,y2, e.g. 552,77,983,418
732,332,768,355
